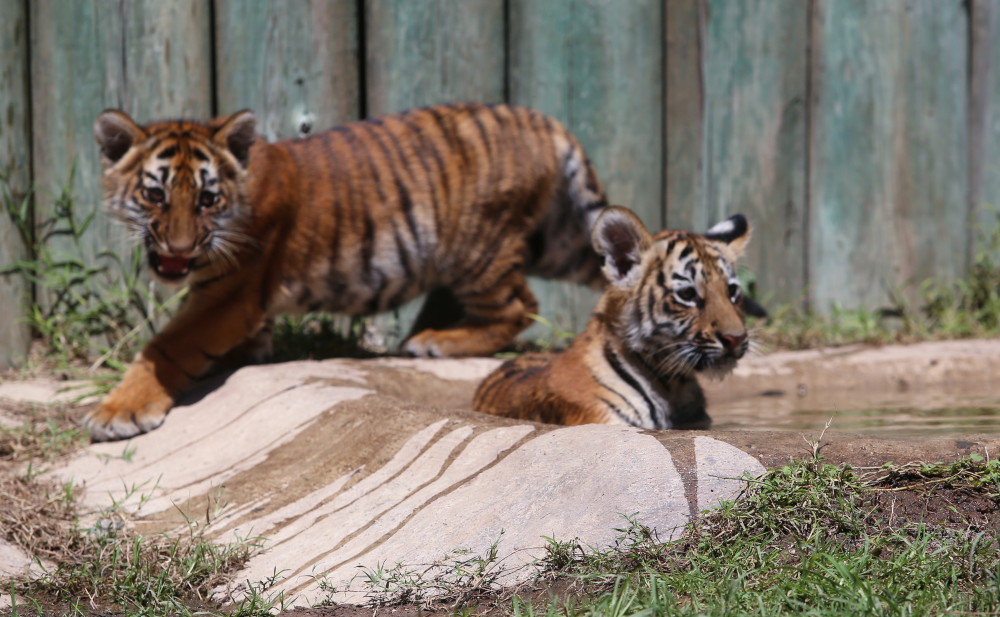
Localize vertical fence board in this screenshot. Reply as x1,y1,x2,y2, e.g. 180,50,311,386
664,0,704,232
509,0,663,335
30,0,124,268
809,0,968,311
970,0,1000,244
0,0,31,367
123,1,211,119
215,0,359,140
365,0,504,116
30,0,212,300
701,0,809,306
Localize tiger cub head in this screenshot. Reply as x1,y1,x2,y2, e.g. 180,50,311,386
592,206,751,378
94,110,258,285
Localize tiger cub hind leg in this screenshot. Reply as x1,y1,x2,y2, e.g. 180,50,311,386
401,265,539,358
473,206,751,430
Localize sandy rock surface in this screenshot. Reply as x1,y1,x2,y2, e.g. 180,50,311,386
0,339,995,607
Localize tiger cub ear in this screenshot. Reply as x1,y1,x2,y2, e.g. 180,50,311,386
705,214,751,259
213,110,257,169
592,206,652,288
94,110,147,165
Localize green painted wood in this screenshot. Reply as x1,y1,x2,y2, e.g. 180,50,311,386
664,0,704,233
364,0,505,347
214,0,359,140
30,0,211,303
0,0,32,367
509,0,663,336
701,0,809,306
809,0,968,312
365,0,505,115
970,0,1000,247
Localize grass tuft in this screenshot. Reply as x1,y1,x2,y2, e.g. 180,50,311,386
519,455,1000,617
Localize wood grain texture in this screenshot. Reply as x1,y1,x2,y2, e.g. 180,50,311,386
664,0,704,232
29,0,212,289
214,0,359,140
809,0,968,311
970,0,1000,247
509,0,663,334
701,0,809,306
365,0,505,115
0,0,31,367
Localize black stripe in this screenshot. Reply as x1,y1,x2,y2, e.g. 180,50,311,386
359,122,423,253
339,128,384,286
468,110,493,169
603,343,659,425
157,146,178,159
318,133,344,261
427,106,470,171
597,396,641,427
400,115,448,233
191,272,227,289
151,343,199,381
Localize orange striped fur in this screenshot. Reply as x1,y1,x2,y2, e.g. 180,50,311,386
473,207,751,430
87,103,607,441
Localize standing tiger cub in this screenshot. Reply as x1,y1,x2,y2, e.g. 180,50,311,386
87,103,608,441
473,207,751,430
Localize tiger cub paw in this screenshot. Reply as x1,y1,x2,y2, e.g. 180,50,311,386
400,332,445,358
83,393,173,442
401,328,509,358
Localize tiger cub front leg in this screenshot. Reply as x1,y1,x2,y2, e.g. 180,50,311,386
84,298,266,441
401,270,538,358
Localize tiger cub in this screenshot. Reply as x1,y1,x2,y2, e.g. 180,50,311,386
87,103,608,441
473,206,751,430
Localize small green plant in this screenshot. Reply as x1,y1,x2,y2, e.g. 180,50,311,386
514,454,1000,617
317,534,510,610
1,174,182,373
756,211,1000,350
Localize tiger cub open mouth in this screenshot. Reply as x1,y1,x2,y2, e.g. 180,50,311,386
149,252,194,281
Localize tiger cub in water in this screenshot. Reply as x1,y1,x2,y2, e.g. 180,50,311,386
473,206,751,429
87,103,608,441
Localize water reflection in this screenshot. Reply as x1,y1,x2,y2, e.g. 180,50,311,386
710,390,1000,438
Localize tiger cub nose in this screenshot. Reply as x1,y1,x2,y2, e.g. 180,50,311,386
719,332,747,353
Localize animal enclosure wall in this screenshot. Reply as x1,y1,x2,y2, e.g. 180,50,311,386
1,0,997,366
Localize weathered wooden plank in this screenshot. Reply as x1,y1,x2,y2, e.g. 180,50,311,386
0,0,32,367
809,0,968,311
365,0,505,115
30,0,212,293
664,0,704,232
123,1,211,118
214,0,359,140
970,0,1000,247
701,0,809,306
509,0,663,335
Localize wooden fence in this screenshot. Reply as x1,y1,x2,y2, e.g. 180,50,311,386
1,0,998,367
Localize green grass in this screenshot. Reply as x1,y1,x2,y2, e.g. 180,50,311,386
511,455,1000,617
753,213,1000,351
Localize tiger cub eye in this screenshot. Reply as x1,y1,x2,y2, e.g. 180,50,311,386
143,186,165,203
